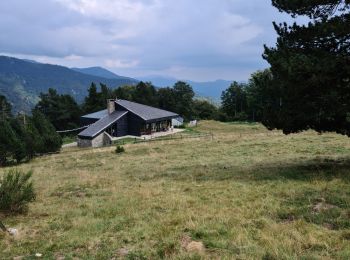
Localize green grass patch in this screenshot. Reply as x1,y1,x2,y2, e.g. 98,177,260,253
113,137,139,145
62,135,76,145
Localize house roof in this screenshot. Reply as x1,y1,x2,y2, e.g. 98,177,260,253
81,109,108,120
78,110,128,139
78,99,179,139
116,99,178,122
81,99,179,122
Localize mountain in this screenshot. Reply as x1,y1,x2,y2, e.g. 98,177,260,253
71,66,132,80
70,68,232,100
0,56,231,114
138,76,178,87
189,79,232,100
0,56,138,113
138,76,232,100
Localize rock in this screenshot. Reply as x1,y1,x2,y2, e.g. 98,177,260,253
180,235,192,248
35,253,42,258
186,241,205,254
116,248,129,257
313,202,336,213
54,253,65,260
13,256,24,260
7,228,18,236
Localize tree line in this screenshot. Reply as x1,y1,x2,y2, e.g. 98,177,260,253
35,75,278,134
35,81,221,131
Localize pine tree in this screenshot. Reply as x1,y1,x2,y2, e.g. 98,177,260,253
31,111,62,153
35,88,81,130
133,82,158,107
263,1,350,135
0,120,22,165
0,95,12,121
23,119,44,158
83,83,101,113
246,69,274,123
221,82,248,121
8,118,27,163
173,81,195,120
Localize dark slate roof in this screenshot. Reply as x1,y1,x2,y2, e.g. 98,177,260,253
78,110,128,139
81,109,108,120
116,99,178,122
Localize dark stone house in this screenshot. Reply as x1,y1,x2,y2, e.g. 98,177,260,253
77,99,179,147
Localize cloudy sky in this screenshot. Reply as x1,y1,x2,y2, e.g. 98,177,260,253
0,0,295,81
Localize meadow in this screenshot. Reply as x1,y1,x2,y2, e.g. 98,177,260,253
1,121,350,259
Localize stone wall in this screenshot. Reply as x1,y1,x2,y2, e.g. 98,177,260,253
78,132,112,148
77,138,92,148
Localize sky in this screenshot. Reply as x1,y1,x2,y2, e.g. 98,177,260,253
0,0,295,81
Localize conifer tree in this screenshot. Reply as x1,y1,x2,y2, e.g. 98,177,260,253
263,1,350,135
31,110,62,153
83,83,101,113
0,120,22,165
0,95,12,120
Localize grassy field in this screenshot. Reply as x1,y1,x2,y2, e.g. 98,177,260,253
1,121,350,259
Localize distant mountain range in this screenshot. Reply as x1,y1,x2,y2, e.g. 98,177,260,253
0,56,138,113
0,56,232,113
71,69,232,99
71,66,133,81
138,76,231,100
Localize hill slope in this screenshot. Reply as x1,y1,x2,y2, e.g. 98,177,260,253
0,56,138,113
71,66,132,80
1,121,349,258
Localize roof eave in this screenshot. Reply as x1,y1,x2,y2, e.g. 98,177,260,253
145,114,179,123
78,111,128,139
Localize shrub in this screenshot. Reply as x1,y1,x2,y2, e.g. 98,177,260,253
0,169,36,214
115,145,125,154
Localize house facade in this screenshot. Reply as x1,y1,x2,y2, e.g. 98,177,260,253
77,99,179,147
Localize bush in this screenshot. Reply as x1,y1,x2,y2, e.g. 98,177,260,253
115,145,125,154
0,169,36,214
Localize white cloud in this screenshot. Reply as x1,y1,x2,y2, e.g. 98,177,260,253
104,59,140,69
55,0,149,22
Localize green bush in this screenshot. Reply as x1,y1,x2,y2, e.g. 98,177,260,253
115,145,125,154
0,169,36,214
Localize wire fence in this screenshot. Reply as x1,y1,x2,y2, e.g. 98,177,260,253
56,125,90,133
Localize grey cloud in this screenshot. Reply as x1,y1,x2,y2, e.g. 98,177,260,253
0,0,298,80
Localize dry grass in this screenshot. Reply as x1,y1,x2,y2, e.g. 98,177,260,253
1,121,350,259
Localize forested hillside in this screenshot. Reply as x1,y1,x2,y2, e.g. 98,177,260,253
0,56,138,113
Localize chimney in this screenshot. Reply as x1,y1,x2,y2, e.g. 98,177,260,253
107,99,116,114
